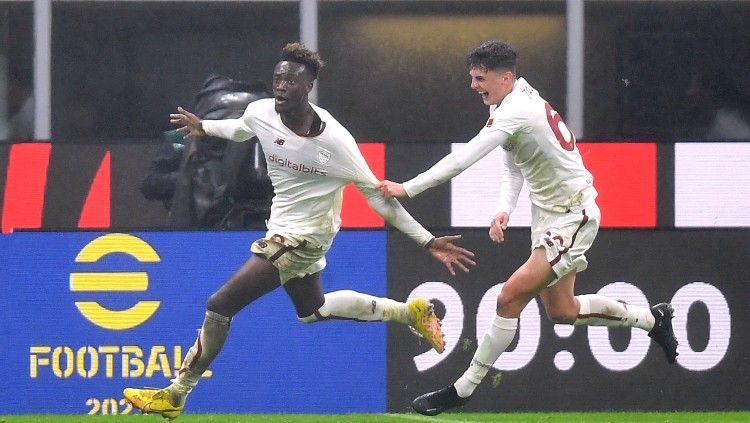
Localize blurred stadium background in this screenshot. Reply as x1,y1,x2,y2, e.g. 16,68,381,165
1,0,748,420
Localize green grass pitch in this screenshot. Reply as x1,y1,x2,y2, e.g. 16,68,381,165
1,412,749,423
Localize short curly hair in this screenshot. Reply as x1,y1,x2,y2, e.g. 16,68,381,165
467,40,517,74
280,42,325,79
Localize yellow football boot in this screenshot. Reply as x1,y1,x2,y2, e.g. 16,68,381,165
123,386,184,420
407,298,446,353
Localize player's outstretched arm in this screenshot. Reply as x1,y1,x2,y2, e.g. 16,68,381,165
360,183,476,275
348,141,475,275
170,106,206,138
426,235,476,276
388,130,510,200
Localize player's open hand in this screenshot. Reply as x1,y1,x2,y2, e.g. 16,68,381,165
427,235,476,276
376,180,407,199
170,106,206,138
489,212,510,243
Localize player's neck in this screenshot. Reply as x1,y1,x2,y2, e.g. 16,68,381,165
281,103,316,136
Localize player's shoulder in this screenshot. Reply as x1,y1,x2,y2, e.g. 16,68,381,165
245,98,275,114
310,102,337,123
507,78,542,106
492,78,544,118
240,98,276,127
311,103,352,138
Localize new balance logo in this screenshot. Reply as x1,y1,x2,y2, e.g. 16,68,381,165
274,138,286,146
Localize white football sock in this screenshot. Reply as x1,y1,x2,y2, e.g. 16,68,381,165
170,310,231,393
309,290,410,323
575,294,654,331
454,315,518,398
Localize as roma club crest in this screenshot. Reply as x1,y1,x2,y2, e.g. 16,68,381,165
317,148,332,165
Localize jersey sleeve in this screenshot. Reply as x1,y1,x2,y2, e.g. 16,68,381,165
495,150,523,215
201,101,258,142
338,135,435,247
361,188,435,247
484,94,529,135
402,128,510,198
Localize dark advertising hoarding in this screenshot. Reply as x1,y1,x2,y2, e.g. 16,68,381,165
387,229,746,411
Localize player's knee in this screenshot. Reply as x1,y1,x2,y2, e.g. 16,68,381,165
297,302,329,324
496,291,511,313
206,292,233,317
545,307,577,324
496,287,526,316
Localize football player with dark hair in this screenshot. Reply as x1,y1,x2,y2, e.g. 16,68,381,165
379,40,679,415
123,42,475,420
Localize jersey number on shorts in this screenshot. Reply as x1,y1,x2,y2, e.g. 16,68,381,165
545,102,576,151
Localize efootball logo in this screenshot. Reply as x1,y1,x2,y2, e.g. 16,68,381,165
69,233,161,330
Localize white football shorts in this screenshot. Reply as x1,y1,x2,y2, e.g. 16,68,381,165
250,232,327,284
530,201,601,286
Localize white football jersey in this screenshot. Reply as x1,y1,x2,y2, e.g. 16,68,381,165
203,98,433,248
404,77,596,214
